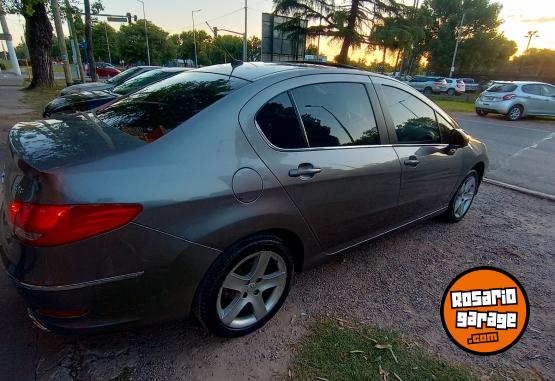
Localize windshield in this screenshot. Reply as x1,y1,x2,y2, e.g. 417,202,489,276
487,83,517,93
112,69,181,95
106,67,144,86
96,72,249,142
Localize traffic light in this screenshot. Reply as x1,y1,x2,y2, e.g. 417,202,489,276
126,12,132,24
134,15,138,22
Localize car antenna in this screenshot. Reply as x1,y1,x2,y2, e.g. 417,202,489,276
214,42,243,79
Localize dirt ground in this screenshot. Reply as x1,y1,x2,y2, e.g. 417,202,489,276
0,84,553,381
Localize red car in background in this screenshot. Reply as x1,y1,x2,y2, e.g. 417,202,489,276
86,62,121,78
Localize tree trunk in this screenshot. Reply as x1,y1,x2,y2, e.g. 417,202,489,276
337,0,361,64
394,49,401,73
24,2,54,88
84,0,97,81
382,47,387,71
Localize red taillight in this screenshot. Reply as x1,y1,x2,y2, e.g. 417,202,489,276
7,201,142,247
502,94,516,100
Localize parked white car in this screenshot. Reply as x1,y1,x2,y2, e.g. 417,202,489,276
445,78,465,96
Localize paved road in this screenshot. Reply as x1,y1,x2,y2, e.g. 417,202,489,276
453,113,555,196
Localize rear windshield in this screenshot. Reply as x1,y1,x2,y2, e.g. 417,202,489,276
106,67,144,86
112,69,181,95
96,72,248,142
487,83,517,92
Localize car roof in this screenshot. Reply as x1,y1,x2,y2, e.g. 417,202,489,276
193,61,380,82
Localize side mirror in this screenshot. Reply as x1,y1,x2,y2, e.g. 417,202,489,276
449,128,470,148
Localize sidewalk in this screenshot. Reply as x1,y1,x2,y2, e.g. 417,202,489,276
0,73,32,116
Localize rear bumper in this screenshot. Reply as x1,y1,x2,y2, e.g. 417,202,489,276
474,99,511,114
1,222,221,333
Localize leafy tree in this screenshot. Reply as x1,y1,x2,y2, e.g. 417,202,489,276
92,22,118,63
176,30,213,65
273,0,401,63
116,20,176,65
306,43,319,55
423,0,516,75
511,48,555,78
248,36,262,61
4,0,54,88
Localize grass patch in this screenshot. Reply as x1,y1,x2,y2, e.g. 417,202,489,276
290,318,536,381
428,95,475,113
21,79,65,116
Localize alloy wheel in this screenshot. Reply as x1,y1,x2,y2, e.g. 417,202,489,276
453,175,477,219
217,251,287,329
508,106,521,120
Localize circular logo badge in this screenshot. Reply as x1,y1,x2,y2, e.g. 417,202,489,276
441,266,529,355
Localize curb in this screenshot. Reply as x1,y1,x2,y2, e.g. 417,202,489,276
483,178,555,202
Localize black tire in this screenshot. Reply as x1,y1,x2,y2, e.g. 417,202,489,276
505,105,523,121
193,234,294,337
447,88,455,96
441,170,479,223
423,87,432,95
475,109,488,116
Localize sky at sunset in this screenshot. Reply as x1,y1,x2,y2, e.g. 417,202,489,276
2,0,554,60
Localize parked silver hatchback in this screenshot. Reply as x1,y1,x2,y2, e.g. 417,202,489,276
1,62,488,337
475,81,555,120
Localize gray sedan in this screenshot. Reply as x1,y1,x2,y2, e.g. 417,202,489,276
1,62,488,337
475,81,555,120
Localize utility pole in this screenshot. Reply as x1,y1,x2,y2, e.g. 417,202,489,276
64,0,86,82
243,0,247,61
137,0,150,65
50,0,72,85
449,11,465,78
0,1,22,75
104,22,111,64
192,9,201,68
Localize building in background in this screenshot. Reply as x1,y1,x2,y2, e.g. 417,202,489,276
261,13,307,62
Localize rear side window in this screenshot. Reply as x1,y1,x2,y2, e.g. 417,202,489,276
96,72,248,142
106,67,143,86
112,70,181,95
292,83,379,147
256,93,307,149
382,85,440,144
522,84,542,95
488,83,517,92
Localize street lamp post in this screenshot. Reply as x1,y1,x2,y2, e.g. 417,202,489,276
192,9,201,68
137,0,151,65
524,30,539,53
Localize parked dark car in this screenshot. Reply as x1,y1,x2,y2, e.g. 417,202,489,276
1,63,488,337
44,68,186,117
60,66,160,96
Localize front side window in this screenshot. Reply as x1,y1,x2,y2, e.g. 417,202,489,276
291,83,379,147
256,93,307,149
382,85,440,144
96,72,248,142
436,112,454,144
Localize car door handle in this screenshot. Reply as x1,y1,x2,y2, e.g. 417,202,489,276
403,156,420,167
289,164,322,178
